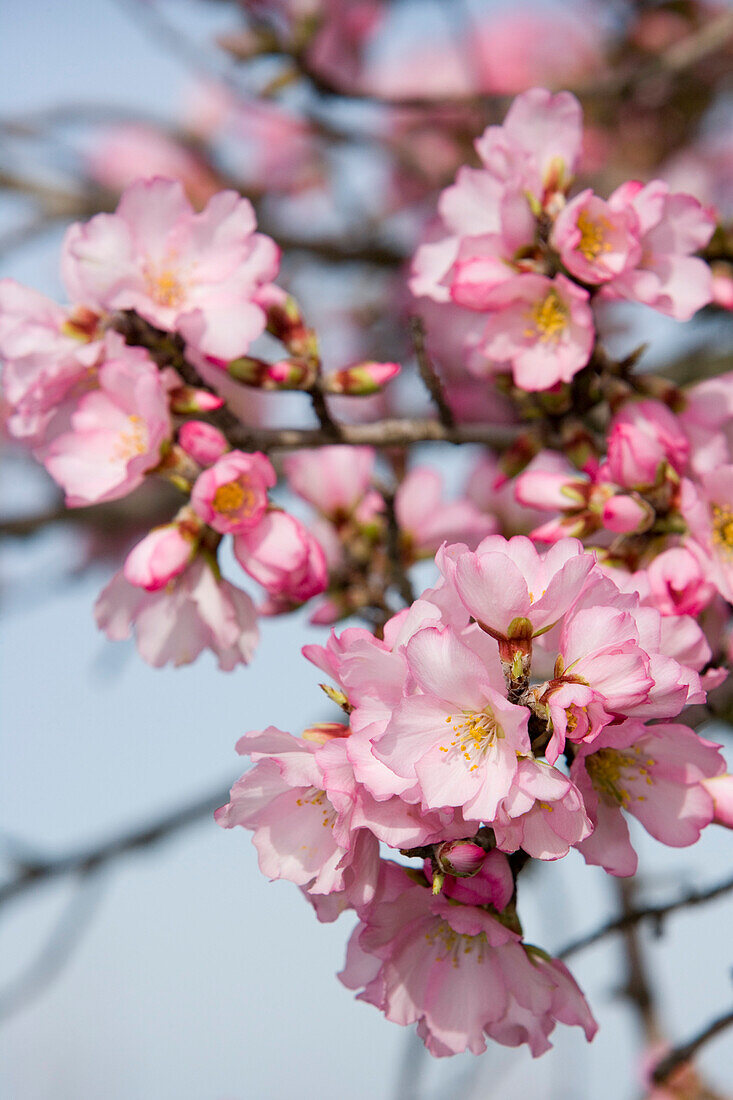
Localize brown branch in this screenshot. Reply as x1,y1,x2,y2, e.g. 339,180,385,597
410,316,455,430
220,417,515,453
558,872,733,959
0,785,229,911
652,1008,733,1084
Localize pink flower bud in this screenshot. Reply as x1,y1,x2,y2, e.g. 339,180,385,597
178,421,229,467
601,492,653,534
323,361,401,396
169,386,224,414
435,840,486,878
701,775,733,829
191,450,276,534
606,400,688,488
123,523,198,592
265,358,316,389
233,510,328,603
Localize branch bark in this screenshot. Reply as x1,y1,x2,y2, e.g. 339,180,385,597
558,872,733,959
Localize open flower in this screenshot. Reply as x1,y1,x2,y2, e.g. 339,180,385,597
475,273,594,391
62,177,280,360
190,449,276,535
42,339,170,506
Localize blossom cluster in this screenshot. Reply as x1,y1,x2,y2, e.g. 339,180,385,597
412,87,716,393
2,74,732,1071
0,179,405,668
218,535,729,1055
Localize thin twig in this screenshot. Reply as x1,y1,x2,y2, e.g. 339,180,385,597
410,316,455,430
558,872,733,959
0,785,229,910
0,872,107,1020
652,1008,733,1084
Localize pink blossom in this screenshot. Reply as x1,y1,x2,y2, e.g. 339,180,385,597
340,864,596,1057
395,467,496,559
439,535,597,643
646,547,715,616
492,758,592,860
42,340,170,506
85,124,222,209
95,556,258,670
62,178,280,360
374,626,530,820
475,274,594,392
681,467,733,602
571,720,725,876
177,420,229,466
190,449,275,534
317,735,465,852
123,515,200,592
679,371,733,477
283,445,375,520
474,87,583,199
606,399,688,488
216,726,379,906
551,188,641,284
701,775,733,828
603,180,715,321
233,510,328,606
0,279,102,445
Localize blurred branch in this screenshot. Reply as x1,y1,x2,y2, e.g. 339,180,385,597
0,872,106,1021
652,1008,733,1085
559,872,733,959
615,878,660,1042
0,785,229,911
410,316,454,430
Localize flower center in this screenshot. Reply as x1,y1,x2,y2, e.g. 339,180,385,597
143,258,187,309
295,787,337,828
585,746,655,807
526,291,568,343
425,921,490,967
114,414,149,462
212,479,256,517
440,709,503,771
712,504,733,556
577,210,612,261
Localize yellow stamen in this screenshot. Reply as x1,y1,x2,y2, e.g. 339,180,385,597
712,504,733,557
212,479,256,517
525,290,568,343
577,209,612,261
143,256,187,309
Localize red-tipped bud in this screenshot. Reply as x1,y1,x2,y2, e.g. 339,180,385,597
322,361,401,396
262,290,319,360
169,385,225,414
178,421,229,467
302,722,350,744
602,492,654,534
123,517,201,592
435,840,486,878
266,358,318,389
